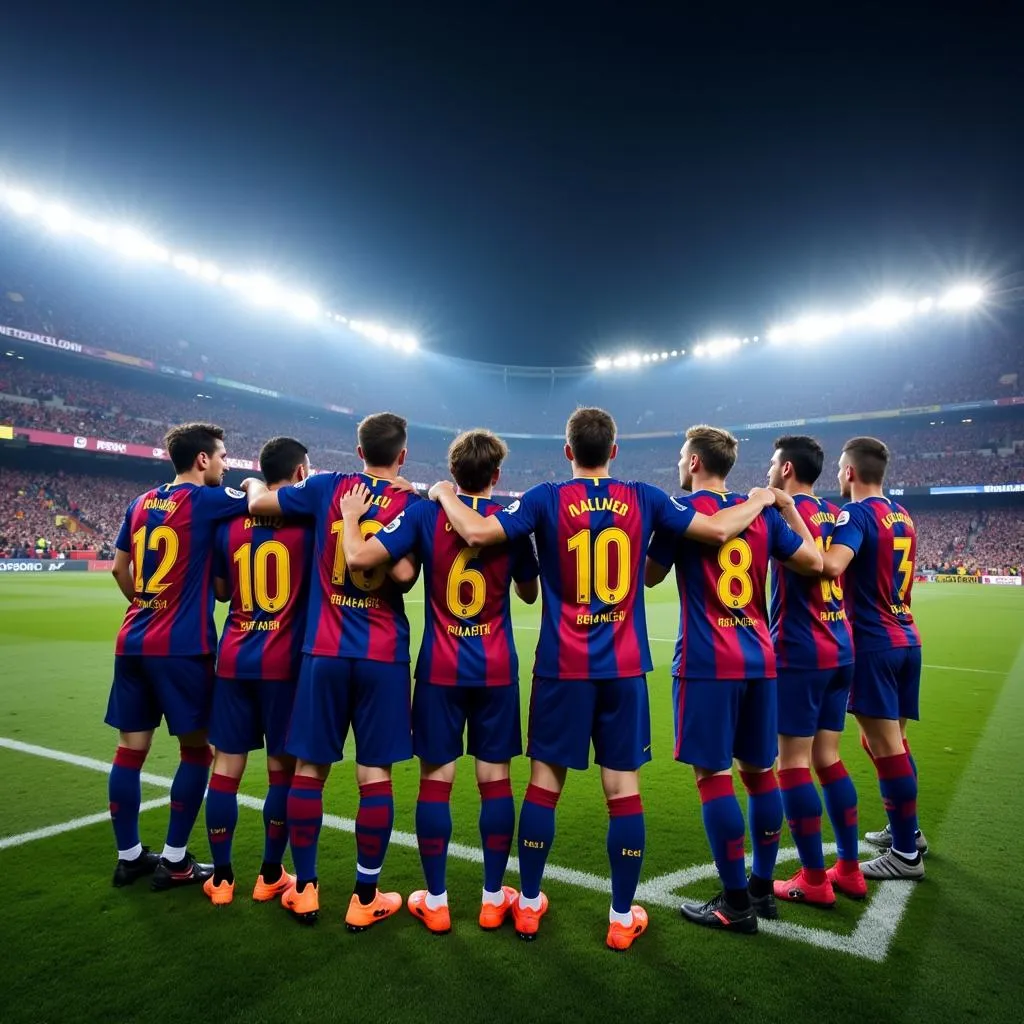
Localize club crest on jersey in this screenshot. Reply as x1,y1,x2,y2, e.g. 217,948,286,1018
225,487,246,499
835,510,851,527
505,499,521,514
383,511,405,534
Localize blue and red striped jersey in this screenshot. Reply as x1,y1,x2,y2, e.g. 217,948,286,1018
213,513,314,681
769,494,854,670
830,496,921,652
114,482,248,657
648,490,803,681
494,478,697,680
376,495,540,686
277,471,421,662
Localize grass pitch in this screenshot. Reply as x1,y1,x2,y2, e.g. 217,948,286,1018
1,576,1023,1024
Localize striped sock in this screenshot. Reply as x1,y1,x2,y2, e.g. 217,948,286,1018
778,767,826,883
109,746,147,857
817,759,859,866
355,780,394,893
697,774,747,894
606,794,645,915
205,773,240,881
517,784,559,901
287,775,324,888
876,753,918,856
741,768,783,885
415,779,453,897
478,778,515,894
165,745,213,852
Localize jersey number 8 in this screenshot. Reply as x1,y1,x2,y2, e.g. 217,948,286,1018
717,538,754,609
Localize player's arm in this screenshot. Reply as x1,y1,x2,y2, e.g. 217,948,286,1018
243,477,283,516
820,504,862,579
514,577,539,604
769,489,824,576
214,577,231,602
511,535,540,604
388,555,420,591
339,484,395,570
428,481,508,547
686,487,777,545
644,527,675,588
112,547,135,602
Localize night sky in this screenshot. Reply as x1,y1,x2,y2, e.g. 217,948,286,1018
1,4,1021,364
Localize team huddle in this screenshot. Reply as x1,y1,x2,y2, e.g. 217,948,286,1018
103,408,924,951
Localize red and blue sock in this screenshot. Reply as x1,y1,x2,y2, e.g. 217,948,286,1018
876,752,918,856
741,769,783,889
478,778,515,893
262,769,292,872
415,779,452,897
606,794,645,915
903,738,918,781
697,774,747,896
355,780,394,894
817,759,859,866
205,773,239,882
287,775,324,888
778,767,825,883
109,745,147,857
165,745,213,852
517,784,559,901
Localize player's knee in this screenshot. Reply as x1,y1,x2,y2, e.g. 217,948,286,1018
420,759,457,785
600,767,640,800
118,730,153,754
356,763,392,787
295,759,330,782
213,751,247,779
778,736,813,771
267,753,296,777
529,759,566,793
475,759,510,786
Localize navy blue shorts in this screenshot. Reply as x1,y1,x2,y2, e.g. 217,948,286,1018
208,676,298,757
849,647,921,721
527,675,651,772
412,682,522,765
105,655,215,737
777,664,854,737
673,677,778,772
286,655,413,767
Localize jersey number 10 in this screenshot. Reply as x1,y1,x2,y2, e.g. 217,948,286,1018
567,527,631,605
233,540,291,614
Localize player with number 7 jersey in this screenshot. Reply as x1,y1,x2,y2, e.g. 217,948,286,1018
428,408,780,951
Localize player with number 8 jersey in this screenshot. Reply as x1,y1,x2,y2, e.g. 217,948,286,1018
429,409,780,951
245,412,421,930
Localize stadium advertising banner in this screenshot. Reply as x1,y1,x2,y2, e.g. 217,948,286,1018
982,575,1023,586
932,574,982,584
0,324,156,368
0,559,88,572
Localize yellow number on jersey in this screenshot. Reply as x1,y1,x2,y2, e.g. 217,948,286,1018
330,519,387,592
566,527,631,605
815,535,844,603
716,538,754,609
446,546,486,619
893,536,914,601
233,540,291,614
131,525,179,594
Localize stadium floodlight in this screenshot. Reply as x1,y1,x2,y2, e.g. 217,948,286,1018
940,283,984,309
670,349,678,357
172,253,202,276
4,188,37,216
917,297,934,314
767,326,786,344
400,336,418,353
289,294,321,320
595,357,612,371
628,352,642,367
660,351,669,359
642,354,651,363
612,355,628,368
113,227,168,262
42,203,76,233
863,297,914,329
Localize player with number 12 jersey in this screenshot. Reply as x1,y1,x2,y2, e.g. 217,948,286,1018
429,408,778,951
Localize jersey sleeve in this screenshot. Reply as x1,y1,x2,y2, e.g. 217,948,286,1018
196,484,249,520
767,506,804,561
277,472,336,519
831,502,866,555
115,503,134,553
212,522,229,580
647,529,677,569
647,485,698,537
493,485,546,542
375,501,428,562
511,535,540,582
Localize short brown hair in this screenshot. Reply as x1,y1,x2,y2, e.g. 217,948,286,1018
448,429,509,493
566,407,616,469
842,436,889,485
357,412,408,466
164,422,225,473
259,436,309,486
685,425,738,478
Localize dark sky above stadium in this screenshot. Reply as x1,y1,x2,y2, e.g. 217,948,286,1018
1,4,1021,365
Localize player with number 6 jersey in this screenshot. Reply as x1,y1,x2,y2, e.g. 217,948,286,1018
645,425,821,935
106,423,248,894
245,412,421,931
338,428,540,934
202,437,315,908
429,408,780,951
820,437,925,883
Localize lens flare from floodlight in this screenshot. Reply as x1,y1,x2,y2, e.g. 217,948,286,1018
595,357,612,371
627,352,642,367
173,254,201,275
199,262,221,283
693,344,706,358
4,188,38,215
42,203,75,233
290,295,321,320
767,326,786,344
864,297,914,329
916,297,934,313
612,355,628,368
670,349,678,357
940,283,984,309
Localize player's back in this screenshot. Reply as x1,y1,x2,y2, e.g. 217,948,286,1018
278,471,421,661
215,513,314,681
770,494,854,670
835,496,920,651
115,481,246,657
418,495,536,686
656,490,787,681
524,477,662,679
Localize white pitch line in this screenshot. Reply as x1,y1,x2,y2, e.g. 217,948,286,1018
0,797,169,850
0,735,910,960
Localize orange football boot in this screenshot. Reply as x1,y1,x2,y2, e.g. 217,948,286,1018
345,889,402,932
606,905,649,951
774,868,836,908
511,891,549,941
203,876,235,906
407,890,452,934
827,862,868,900
281,881,320,924
479,886,519,930
253,870,296,902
